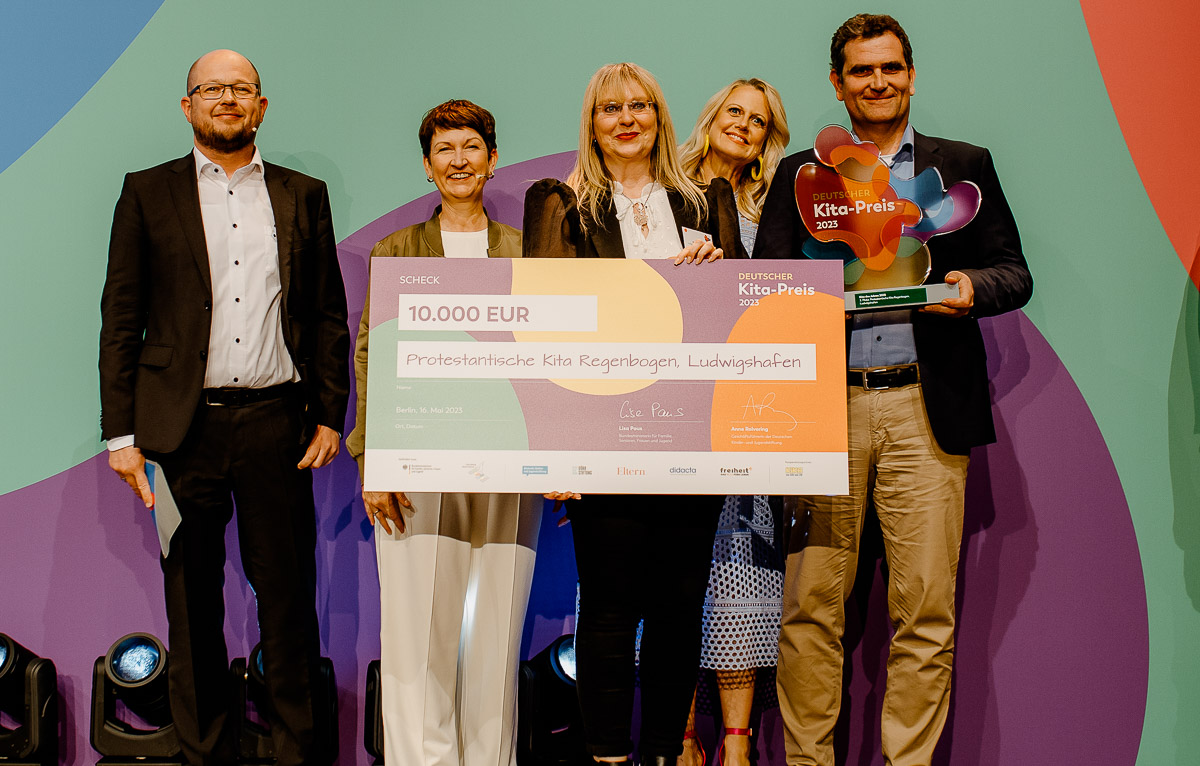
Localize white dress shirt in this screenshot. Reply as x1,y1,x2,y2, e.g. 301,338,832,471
194,146,298,389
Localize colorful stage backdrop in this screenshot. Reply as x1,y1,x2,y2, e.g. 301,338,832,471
0,2,1195,764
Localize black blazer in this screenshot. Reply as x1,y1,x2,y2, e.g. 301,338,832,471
99,153,350,454
521,177,748,260
754,131,1033,454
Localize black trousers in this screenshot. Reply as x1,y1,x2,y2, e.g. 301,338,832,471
151,394,321,766
569,494,721,759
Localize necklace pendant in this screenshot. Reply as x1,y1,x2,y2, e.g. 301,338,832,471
632,201,649,236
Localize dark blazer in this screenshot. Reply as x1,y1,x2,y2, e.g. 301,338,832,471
754,131,1033,454
99,153,350,454
521,177,748,260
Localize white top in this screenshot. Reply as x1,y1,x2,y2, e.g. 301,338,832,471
440,229,489,258
612,181,682,260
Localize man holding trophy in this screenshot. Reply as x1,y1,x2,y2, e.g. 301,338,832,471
754,13,1033,766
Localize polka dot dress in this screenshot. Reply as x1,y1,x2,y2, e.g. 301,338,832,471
698,494,784,669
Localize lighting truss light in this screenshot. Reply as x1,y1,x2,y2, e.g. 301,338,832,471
89,633,180,765
553,635,577,683
363,660,383,765
231,643,338,765
517,634,587,766
0,633,58,766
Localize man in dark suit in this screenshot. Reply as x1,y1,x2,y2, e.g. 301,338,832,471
98,49,349,766
754,15,1033,766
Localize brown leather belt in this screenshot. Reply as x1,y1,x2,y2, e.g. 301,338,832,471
847,365,919,389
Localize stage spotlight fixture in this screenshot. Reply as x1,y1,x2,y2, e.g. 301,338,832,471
363,660,383,764
231,643,338,765
89,632,180,765
517,633,589,766
552,636,576,682
0,633,58,766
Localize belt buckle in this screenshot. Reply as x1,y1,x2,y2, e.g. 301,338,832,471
866,366,913,390
864,368,893,390
204,391,227,407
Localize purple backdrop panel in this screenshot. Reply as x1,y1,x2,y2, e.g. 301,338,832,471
826,310,1147,766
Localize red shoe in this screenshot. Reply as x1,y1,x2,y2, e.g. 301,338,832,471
681,729,706,766
715,727,751,766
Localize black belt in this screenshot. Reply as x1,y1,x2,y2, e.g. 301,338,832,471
847,365,919,389
203,383,299,407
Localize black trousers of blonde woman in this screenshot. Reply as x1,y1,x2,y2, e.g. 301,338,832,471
569,493,722,761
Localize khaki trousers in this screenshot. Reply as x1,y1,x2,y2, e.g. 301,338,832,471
777,384,969,766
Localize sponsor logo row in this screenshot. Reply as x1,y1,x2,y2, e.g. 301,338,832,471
395,460,806,480
517,464,806,478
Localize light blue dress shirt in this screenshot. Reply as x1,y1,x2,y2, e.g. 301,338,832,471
847,124,919,369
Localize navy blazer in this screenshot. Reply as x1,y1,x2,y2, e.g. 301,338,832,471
753,131,1033,454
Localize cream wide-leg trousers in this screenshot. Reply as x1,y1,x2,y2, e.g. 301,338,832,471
375,492,542,766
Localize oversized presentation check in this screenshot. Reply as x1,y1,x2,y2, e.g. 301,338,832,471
363,258,848,494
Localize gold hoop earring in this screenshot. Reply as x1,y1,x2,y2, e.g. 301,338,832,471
750,155,764,182
702,134,710,158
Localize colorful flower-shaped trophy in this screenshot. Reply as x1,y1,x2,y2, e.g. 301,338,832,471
794,125,981,311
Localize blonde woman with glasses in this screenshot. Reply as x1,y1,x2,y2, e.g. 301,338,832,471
523,63,746,766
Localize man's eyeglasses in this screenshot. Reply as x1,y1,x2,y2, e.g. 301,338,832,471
188,82,260,100
596,100,655,116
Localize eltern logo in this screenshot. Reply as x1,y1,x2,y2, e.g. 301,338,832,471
617,467,646,476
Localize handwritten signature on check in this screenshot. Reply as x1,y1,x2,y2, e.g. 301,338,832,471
740,392,798,431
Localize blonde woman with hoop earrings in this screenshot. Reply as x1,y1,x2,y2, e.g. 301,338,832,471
677,78,790,766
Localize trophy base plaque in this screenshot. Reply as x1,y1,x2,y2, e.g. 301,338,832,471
845,283,960,312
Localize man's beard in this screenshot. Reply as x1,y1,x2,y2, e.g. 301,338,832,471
194,119,255,153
